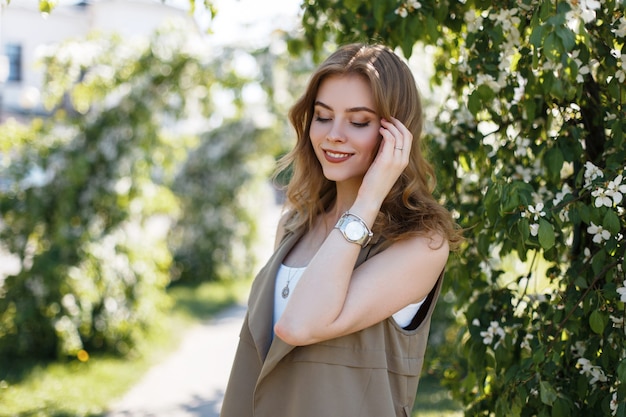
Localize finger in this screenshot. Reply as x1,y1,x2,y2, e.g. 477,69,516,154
380,119,403,151
378,121,398,150
381,118,409,154
389,117,413,153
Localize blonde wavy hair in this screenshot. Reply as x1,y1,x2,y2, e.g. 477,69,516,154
275,43,462,249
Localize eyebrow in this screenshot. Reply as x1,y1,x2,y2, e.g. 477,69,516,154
314,100,377,115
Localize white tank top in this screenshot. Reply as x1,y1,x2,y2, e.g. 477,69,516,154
273,264,425,328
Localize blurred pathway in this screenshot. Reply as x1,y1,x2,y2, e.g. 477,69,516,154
105,303,247,417
106,183,282,417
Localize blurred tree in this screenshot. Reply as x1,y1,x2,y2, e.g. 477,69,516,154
0,21,271,359
169,119,272,284
295,1,626,416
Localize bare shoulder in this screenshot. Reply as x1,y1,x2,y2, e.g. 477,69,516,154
392,231,449,260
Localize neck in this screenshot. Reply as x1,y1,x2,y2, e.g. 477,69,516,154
327,179,360,222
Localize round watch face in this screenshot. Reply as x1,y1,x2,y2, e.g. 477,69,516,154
345,220,366,241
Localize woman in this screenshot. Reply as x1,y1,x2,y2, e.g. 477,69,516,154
220,43,462,417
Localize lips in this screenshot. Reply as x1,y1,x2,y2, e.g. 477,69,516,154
323,149,353,162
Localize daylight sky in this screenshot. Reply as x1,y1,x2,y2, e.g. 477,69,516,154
176,0,302,46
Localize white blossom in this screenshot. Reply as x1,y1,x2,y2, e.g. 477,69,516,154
577,358,607,385
522,203,546,221
584,161,604,188
464,10,483,32
520,333,534,350
610,391,618,416
529,223,540,236
571,340,586,357
614,17,626,38
617,280,626,303
610,315,625,338
407,0,421,9
558,208,570,223
394,0,421,17
394,6,408,18
511,165,533,182
617,59,626,84
522,203,546,236
570,50,591,83
480,320,506,347
553,183,572,206
26,276,47,299
606,174,626,205
587,222,611,244
566,0,601,25
514,136,531,158
592,187,614,208
476,73,502,93
489,8,520,31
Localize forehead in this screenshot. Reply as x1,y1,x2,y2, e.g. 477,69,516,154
315,74,376,110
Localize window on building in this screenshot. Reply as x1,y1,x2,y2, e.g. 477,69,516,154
5,44,22,82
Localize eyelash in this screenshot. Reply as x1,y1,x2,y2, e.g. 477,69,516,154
314,116,370,128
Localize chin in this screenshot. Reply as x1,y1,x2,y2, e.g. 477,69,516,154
321,168,363,184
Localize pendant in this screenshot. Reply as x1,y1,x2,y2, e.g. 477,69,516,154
281,283,290,299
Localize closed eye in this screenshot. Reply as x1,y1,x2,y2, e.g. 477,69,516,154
352,121,370,127
315,116,331,122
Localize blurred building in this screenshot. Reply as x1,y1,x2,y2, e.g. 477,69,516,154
0,0,197,120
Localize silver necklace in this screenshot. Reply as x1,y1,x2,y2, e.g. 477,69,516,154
281,267,298,299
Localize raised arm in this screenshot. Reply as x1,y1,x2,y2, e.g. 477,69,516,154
274,117,449,345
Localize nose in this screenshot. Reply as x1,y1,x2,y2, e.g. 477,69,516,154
326,121,345,142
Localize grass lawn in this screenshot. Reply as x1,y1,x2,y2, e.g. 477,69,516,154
0,279,248,417
413,373,464,417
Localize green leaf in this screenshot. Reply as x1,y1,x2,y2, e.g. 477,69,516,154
577,203,591,223
525,99,537,122
552,398,570,417
538,219,555,250
540,380,558,405
425,16,439,45
343,0,361,12
477,84,496,101
612,118,624,148
545,147,564,181
603,210,621,234
540,0,555,20
544,32,561,62
373,0,385,27
501,187,520,214
592,250,606,275
530,25,546,48
468,90,482,116
556,26,575,51
574,275,588,289
589,310,605,334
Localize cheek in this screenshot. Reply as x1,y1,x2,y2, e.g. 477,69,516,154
363,131,381,159
309,124,324,145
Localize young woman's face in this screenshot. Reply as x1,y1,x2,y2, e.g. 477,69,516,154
309,74,381,185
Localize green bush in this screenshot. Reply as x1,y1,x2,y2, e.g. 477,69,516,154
299,1,626,415
169,119,274,285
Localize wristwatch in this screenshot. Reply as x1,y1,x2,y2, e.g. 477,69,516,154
334,212,373,248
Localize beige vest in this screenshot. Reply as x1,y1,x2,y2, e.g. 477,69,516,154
220,228,443,417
